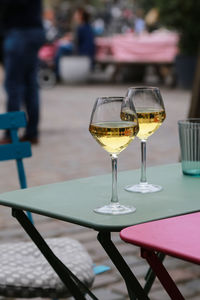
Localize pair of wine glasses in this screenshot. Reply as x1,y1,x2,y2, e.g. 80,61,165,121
89,87,166,215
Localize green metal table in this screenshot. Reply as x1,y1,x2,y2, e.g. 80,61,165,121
0,163,199,299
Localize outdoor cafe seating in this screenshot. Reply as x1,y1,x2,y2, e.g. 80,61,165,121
0,97,199,300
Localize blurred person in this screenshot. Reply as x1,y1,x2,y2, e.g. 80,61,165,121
145,8,159,32
43,9,58,43
0,8,4,68
55,7,95,80
0,33,3,66
73,7,95,68
0,0,45,144
93,18,105,36
55,1,71,36
134,9,146,35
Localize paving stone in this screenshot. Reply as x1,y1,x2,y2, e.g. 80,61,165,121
103,253,143,275
149,288,170,300
130,263,149,279
169,267,197,283
149,277,167,292
88,288,125,300
114,243,139,255
65,229,97,243
178,279,200,298
89,246,108,262
123,254,144,266
186,264,200,277
150,278,200,300
111,281,129,296
190,296,200,300
164,256,190,269
93,274,119,289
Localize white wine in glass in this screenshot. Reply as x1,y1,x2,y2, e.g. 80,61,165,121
124,87,166,194
136,109,166,140
89,97,139,215
89,122,139,154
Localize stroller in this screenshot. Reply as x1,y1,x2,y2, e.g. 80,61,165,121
38,41,58,88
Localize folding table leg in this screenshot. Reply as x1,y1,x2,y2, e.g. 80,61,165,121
141,248,185,300
12,209,98,300
144,252,166,294
97,231,150,300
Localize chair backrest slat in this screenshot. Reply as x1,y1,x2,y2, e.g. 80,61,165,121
0,111,26,130
0,143,31,161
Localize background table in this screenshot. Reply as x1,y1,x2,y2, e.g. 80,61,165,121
0,163,199,299
96,31,178,63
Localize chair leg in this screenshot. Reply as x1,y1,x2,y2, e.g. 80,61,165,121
144,252,166,294
12,209,98,300
141,248,185,300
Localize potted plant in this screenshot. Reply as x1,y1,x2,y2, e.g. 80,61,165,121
155,0,200,88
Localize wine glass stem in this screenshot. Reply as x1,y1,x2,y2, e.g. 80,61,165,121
111,154,119,203
140,140,147,183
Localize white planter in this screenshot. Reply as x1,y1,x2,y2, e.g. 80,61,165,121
59,56,91,83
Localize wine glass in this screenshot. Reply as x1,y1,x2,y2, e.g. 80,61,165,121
125,87,166,193
89,96,139,215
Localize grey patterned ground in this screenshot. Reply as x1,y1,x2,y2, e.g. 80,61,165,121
0,78,199,300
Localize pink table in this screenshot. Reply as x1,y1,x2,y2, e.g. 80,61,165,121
120,212,200,300
96,30,179,63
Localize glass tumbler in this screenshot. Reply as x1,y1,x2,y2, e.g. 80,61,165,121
178,119,200,176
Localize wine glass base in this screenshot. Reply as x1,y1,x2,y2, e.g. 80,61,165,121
125,183,162,194
94,203,136,215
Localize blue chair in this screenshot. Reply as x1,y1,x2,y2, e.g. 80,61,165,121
0,112,95,298
0,111,33,221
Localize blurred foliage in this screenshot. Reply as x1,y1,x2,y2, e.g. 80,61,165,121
44,0,106,8
155,0,200,55
135,0,155,12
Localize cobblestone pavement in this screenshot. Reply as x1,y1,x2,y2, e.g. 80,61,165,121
0,82,199,300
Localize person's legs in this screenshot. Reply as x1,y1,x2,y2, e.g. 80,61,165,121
2,30,26,140
24,49,40,139
4,31,26,114
23,29,45,140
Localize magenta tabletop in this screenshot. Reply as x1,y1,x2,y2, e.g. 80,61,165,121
120,212,200,264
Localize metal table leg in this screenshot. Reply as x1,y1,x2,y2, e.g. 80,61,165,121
144,252,166,294
97,231,150,300
12,209,98,300
141,248,185,300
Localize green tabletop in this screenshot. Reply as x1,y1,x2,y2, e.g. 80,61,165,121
0,163,199,232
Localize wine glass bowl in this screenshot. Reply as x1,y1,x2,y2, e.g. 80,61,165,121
136,109,166,140
125,87,166,194
89,96,139,215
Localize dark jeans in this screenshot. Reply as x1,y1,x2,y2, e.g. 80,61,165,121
3,28,45,138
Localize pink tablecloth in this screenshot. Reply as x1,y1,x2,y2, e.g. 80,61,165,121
96,31,179,63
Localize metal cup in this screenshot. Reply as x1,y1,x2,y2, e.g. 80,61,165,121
178,119,200,176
